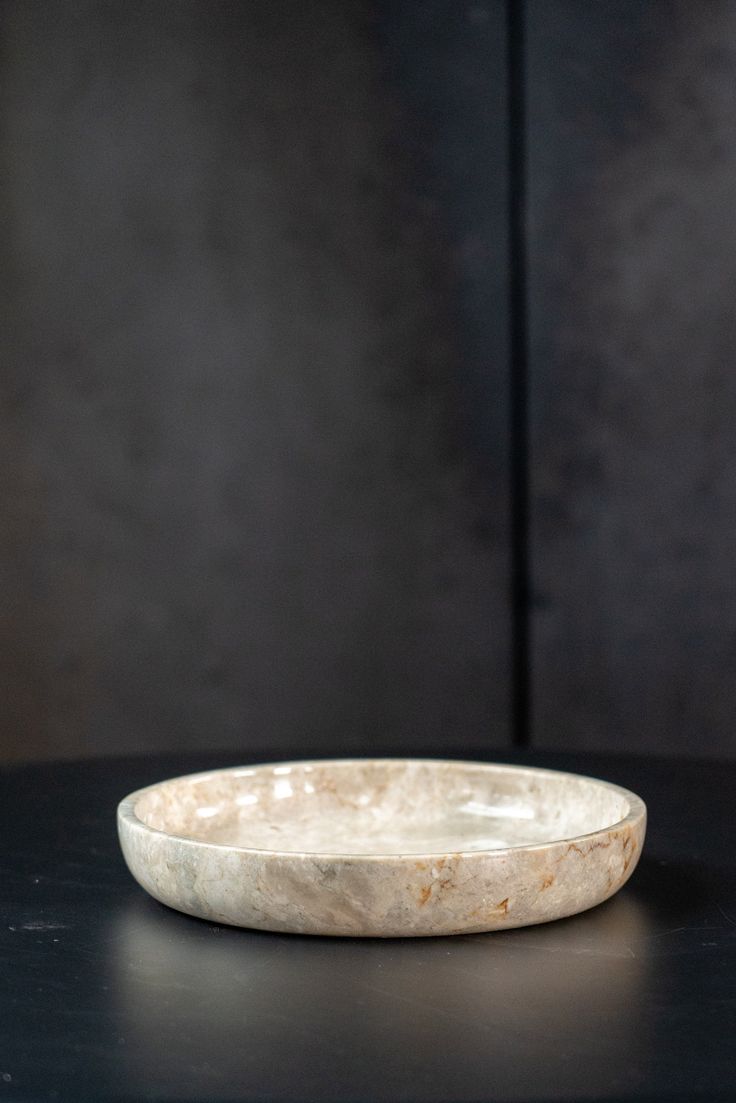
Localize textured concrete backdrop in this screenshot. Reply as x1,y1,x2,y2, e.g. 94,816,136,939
528,0,736,757
1,1,511,760
4,0,736,763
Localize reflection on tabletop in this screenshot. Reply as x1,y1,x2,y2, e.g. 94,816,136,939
112,888,653,1102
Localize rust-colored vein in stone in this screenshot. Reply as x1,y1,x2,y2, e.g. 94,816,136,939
561,838,613,861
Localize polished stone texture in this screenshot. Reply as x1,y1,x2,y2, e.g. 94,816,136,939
118,759,646,937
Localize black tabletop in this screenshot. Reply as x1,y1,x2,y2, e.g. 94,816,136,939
1,747,735,1103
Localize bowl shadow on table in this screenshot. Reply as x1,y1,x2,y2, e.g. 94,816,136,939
108,871,671,1103
624,852,731,930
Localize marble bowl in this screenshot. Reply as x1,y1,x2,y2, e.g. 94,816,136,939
118,759,646,937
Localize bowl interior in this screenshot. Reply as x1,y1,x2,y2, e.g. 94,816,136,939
132,760,633,856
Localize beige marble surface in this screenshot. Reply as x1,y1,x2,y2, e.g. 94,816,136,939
118,759,646,937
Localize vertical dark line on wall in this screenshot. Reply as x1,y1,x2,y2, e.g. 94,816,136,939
507,0,531,748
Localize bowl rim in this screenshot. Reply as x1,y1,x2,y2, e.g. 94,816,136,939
117,757,647,862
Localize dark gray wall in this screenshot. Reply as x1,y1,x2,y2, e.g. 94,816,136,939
1,1,511,760
4,0,736,764
527,0,736,756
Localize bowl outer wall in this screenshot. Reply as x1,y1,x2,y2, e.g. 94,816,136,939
117,759,647,937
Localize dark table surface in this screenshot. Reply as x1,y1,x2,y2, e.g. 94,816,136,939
1,746,735,1103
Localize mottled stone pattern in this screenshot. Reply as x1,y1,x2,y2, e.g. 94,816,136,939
0,1,509,760
528,0,736,756
133,759,629,851
118,760,646,937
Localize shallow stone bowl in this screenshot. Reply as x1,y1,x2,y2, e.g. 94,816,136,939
118,759,646,937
